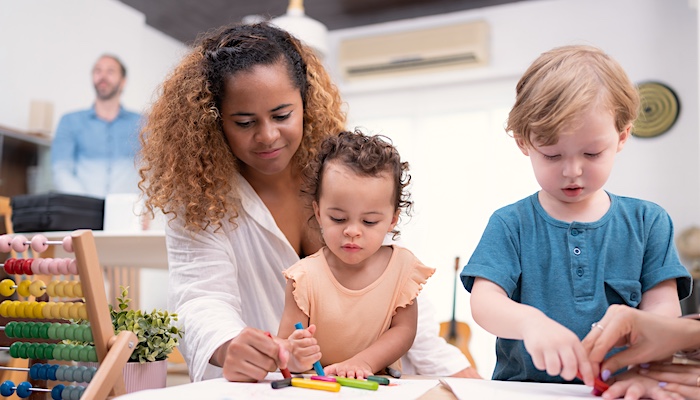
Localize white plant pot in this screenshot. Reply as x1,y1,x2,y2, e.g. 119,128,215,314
81,359,168,393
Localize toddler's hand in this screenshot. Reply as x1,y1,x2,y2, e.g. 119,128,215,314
285,324,321,373
522,317,592,383
324,357,373,379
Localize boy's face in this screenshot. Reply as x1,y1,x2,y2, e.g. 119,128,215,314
519,106,630,212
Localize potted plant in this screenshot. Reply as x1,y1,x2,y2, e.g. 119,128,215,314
69,286,183,393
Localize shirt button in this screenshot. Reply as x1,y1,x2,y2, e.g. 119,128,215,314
630,292,639,301
573,247,581,255
576,267,584,277
571,230,579,236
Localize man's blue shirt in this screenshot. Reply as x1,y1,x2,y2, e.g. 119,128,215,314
51,106,142,198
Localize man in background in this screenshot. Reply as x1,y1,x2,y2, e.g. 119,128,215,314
51,54,141,198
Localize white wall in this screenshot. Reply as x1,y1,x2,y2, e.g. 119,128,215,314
0,0,185,132
330,0,699,377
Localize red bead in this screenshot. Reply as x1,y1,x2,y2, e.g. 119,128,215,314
5,258,16,274
15,259,25,275
22,259,33,275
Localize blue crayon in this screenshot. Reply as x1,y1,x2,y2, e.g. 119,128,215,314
295,322,325,376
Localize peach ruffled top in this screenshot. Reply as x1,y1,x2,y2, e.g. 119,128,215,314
283,245,435,367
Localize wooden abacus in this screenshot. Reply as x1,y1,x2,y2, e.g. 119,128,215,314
0,230,136,400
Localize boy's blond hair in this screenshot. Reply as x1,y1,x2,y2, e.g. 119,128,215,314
507,45,640,148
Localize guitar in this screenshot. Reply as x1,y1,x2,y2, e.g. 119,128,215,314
438,256,477,370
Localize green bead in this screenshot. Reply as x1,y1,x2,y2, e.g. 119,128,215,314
78,347,91,362
47,323,58,340
56,324,66,340
60,346,71,361
88,347,97,362
9,342,19,358
4,321,15,338
18,342,28,358
26,343,37,359
53,344,65,360
21,323,31,339
36,343,48,359
39,323,49,339
69,345,81,362
30,323,40,339
83,326,93,342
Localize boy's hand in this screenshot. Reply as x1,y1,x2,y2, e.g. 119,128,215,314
285,324,322,373
522,316,593,384
324,356,373,379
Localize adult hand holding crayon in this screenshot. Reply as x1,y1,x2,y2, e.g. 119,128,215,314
265,332,291,379
220,327,289,382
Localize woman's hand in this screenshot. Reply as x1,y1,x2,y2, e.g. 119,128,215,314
582,305,700,378
285,324,322,373
218,327,289,382
637,363,700,400
600,368,685,400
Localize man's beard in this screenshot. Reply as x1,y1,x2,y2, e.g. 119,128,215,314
94,81,121,100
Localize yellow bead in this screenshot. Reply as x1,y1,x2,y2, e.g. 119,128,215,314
54,281,66,298
59,303,70,319
46,281,59,298
78,305,88,320
29,280,45,297
0,279,15,297
33,302,45,319
15,301,26,318
42,302,54,318
0,300,11,317
68,303,79,319
17,280,32,297
51,302,63,319
74,282,83,298
6,301,18,318
63,282,75,298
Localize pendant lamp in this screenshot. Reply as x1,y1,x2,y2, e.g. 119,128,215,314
270,0,329,59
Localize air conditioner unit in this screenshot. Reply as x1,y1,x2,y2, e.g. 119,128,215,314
338,20,489,82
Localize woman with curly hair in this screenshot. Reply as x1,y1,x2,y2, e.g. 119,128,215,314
138,22,476,383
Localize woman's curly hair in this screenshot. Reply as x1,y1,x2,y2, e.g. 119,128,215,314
304,129,413,239
138,22,346,231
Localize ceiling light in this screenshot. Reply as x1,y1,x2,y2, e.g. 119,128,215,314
270,0,329,59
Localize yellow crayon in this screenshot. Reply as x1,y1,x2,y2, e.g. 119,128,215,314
291,378,341,392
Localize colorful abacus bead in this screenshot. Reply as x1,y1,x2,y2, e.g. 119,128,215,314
0,279,14,296
0,235,12,253
10,235,28,253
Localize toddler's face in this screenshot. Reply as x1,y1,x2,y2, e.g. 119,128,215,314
313,161,398,268
521,106,629,215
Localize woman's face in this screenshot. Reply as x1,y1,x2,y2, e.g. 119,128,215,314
220,61,304,179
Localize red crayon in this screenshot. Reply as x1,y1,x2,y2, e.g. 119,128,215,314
577,370,609,396
265,331,292,379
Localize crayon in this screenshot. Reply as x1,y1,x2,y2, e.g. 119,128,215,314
264,331,291,379
271,378,292,389
367,375,390,385
335,377,379,391
311,375,337,382
294,322,325,376
385,366,402,379
576,370,609,396
291,378,341,392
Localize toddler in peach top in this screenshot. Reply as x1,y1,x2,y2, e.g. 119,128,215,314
278,129,434,379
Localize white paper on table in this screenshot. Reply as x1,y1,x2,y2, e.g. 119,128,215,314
440,378,597,400
115,372,439,399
